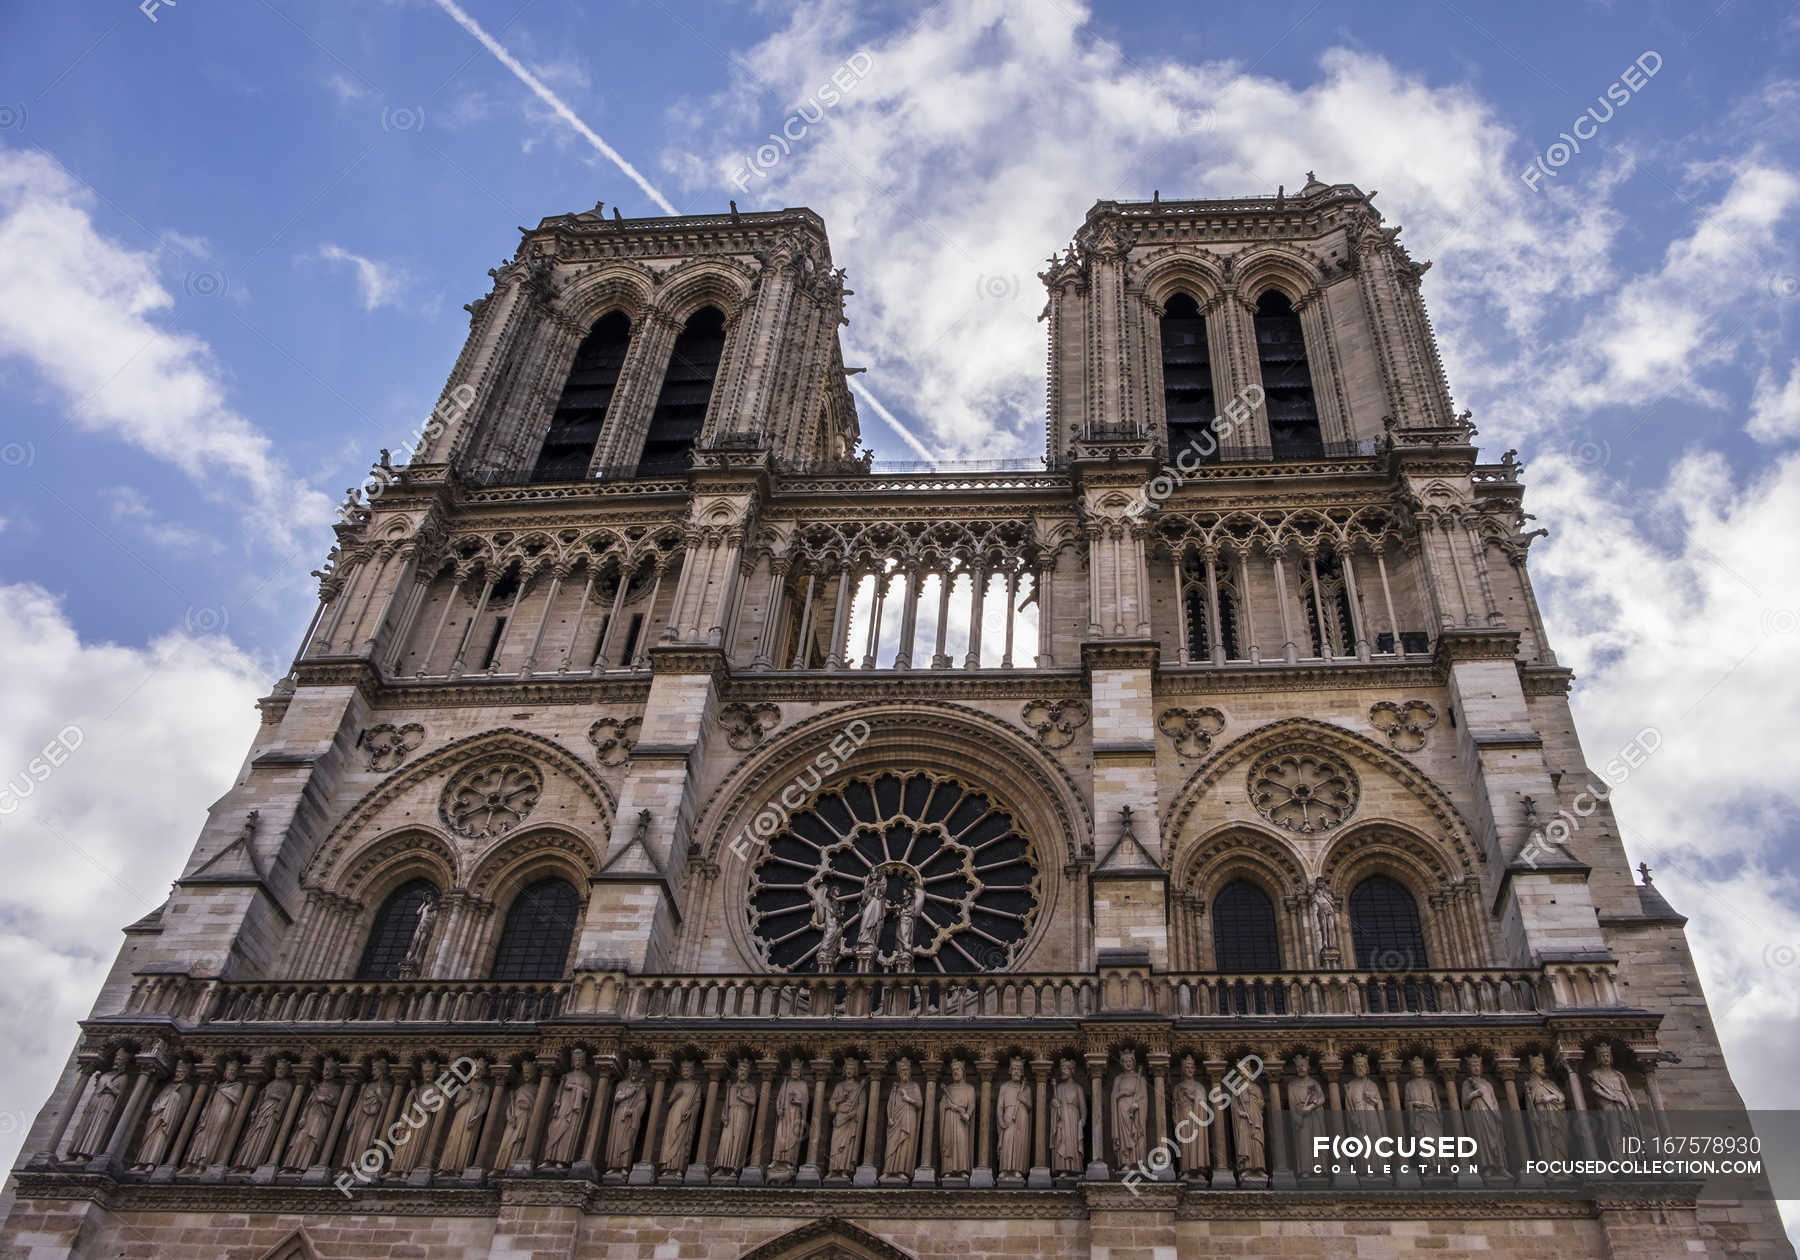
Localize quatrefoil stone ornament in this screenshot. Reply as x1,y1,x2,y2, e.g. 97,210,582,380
1020,699,1090,750
360,722,424,772
1157,707,1226,758
719,702,782,751
1247,747,1359,835
440,758,543,840
1369,700,1438,752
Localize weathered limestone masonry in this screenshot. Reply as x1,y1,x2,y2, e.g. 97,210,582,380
2,183,1788,1259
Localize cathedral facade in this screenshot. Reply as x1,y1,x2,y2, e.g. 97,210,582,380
2,181,1789,1258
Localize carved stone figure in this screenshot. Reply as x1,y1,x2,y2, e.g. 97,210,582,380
283,1058,342,1172
492,1061,538,1169
1232,1073,1268,1182
67,1048,131,1160
131,1060,193,1171
893,876,926,966
939,1059,975,1176
1586,1043,1641,1158
881,1059,922,1179
1050,1058,1086,1175
1170,1055,1208,1177
1309,880,1339,956
181,1059,244,1172
1461,1054,1508,1177
1110,1049,1148,1168
232,1058,293,1171
713,1059,758,1174
398,895,440,978
605,1059,649,1173
388,1057,439,1175
769,1058,810,1176
435,1064,489,1174
826,1059,865,1177
1343,1053,1385,1145
540,1049,592,1167
340,1058,394,1167
811,881,844,972
1403,1056,1442,1140
1287,1054,1327,1177
1524,1053,1568,1161
658,1059,702,1174
996,1057,1032,1177
856,870,888,959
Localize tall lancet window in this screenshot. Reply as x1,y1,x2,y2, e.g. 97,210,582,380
356,878,439,980
639,305,725,476
1253,291,1322,458
531,311,630,482
1160,293,1217,460
490,877,581,981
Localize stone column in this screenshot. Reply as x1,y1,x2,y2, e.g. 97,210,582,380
1033,555,1056,668
1083,1054,1108,1181
753,557,789,670
1339,543,1371,660
1203,548,1226,664
1267,1060,1294,1190
973,1056,997,1188
893,563,919,669
964,564,987,668
914,1062,939,1186
1170,551,1190,664
1236,547,1261,663
789,570,819,669
1212,1058,1238,1188
799,1057,830,1187
689,1059,725,1184
514,1058,556,1175
1499,1060,1538,1187
854,1059,885,1187
1029,1058,1052,1189
861,569,887,669
825,565,854,670
95,1066,156,1173
1148,1053,1172,1182
1271,548,1298,663
575,1061,616,1181
630,1060,670,1185
1441,1062,1481,1188
1001,567,1020,667
742,1057,777,1187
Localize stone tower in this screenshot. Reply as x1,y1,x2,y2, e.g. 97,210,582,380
3,182,1788,1259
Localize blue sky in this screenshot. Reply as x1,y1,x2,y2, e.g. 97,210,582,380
2,0,1799,1219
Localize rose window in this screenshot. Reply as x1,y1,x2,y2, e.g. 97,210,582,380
441,758,543,839
748,771,1040,974
1247,747,1358,834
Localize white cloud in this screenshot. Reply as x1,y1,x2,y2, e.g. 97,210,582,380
308,242,412,312
0,582,265,1167
1750,358,1800,443
104,485,222,552
0,147,331,545
322,72,371,105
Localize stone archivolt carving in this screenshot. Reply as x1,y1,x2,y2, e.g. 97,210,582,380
1247,745,1359,835
439,757,543,840
1020,698,1089,750
720,702,782,751
1369,700,1438,751
360,723,425,772
748,770,1041,974
587,716,641,767
1157,706,1226,758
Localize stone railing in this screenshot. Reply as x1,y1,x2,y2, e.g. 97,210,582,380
117,963,1607,1032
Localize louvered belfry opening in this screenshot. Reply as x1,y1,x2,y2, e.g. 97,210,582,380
639,306,725,477
1160,292,1218,461
1253,290,1322,458
531,311,630,482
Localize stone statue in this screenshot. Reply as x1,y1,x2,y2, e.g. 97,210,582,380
1050,1058,1086,1175
893,876,926,966
826,1058,865,1177
1171,1055,1208,1178
713,1059,758,1174
492,1061,538,1169
1343,1053,1385,1146
131,1060,193,1171
605,1059,649,1173
340,1058,395,1168
232,1058,293,1171
435,1063,490,1174
856,869,888,957
399,895,440,977
768,1058,810,1177
1110,1049,1148,1168
659,1059,702,1174
1586,1043,1641,1158
282,1058,343,1172
181,1058,245,1172
996,1057,1032,1177
939,1059,975,1176
1310,880,1338,957
1402,1056,1442,1139
1287,1055,1326,1177
811,882,845,972
540,1050,592,1168
1461,1054,1508,1177
389,1057,439,1175
1523,1053,1568,1161
881,1059,922,1179
67,1048,131,1160
1232,1072,1268,1183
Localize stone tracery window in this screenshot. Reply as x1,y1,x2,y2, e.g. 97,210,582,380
356,878,439,980
1211,878,1282,971
1246,747,1359,834
1349,874,1429,971
748,771,1041,974
490,876,581,981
